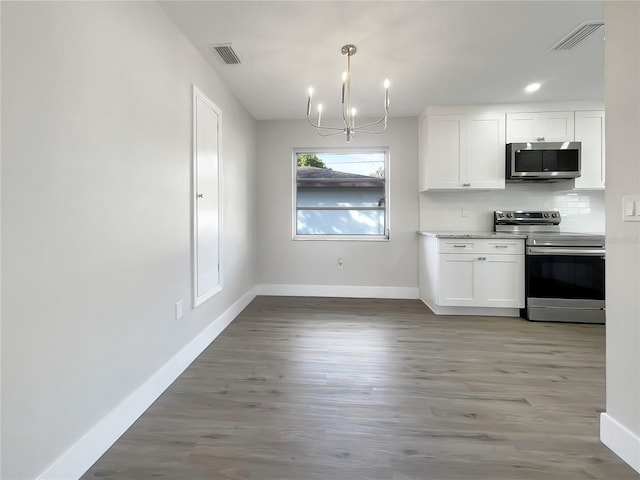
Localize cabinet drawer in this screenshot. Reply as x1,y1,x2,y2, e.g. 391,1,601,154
483,239,524,254
438,238,524,254
438,239,482,253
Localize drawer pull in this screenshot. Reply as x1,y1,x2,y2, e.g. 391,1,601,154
478,257,487,261
453,244,467,248
494,245,509,248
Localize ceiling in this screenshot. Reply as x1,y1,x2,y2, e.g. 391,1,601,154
158,1,604,121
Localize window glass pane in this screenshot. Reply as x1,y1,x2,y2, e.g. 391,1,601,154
295,151,387,237
297,187,383,207
297,209,385,235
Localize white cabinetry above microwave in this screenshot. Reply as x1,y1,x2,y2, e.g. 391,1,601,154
419,113,505,191
506,111,575,143
418,104,604,193
574,111,605,190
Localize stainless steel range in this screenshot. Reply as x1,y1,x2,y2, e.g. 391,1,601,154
494,210,605,324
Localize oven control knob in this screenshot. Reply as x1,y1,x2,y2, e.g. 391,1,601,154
543,213,549,218
551,213,558,218
506,213,513,218
497,213,504,218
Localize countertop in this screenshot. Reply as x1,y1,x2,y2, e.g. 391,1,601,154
417,231,527,239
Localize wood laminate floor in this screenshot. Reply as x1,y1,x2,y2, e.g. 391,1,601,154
83,296,639,480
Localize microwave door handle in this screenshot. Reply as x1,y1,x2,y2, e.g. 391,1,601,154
527,247,606,256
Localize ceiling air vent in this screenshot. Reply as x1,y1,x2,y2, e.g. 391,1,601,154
211,44,241,65
551,21,604,51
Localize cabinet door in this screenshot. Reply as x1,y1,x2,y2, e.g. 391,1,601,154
418,117,429,191
482,255,524,308
424,115,466,189
466,114,506,189
438,254,480,306
574,111,605,190
506,112,574,143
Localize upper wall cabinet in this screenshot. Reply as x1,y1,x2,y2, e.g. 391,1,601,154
419,113,505,191
574,111,605,190
506,111,574,143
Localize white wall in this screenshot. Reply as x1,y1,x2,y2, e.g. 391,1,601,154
256,118,419,297
420,187,605,233
601,1,640,472
1,2,256,479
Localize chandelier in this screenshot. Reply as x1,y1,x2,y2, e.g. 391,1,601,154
306,44,390,142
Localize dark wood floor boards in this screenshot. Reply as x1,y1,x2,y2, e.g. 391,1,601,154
82,296,639,479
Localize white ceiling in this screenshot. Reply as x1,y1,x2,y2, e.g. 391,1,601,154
159,1,604,121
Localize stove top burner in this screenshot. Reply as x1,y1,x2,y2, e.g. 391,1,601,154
493,210,605,248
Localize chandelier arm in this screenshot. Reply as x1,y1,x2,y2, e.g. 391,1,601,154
351,128,387,135
354,114,388,130
316,129,349,137
306,115,345,132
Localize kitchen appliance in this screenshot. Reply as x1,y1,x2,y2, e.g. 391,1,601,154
494,210,605,324
506,142,581,182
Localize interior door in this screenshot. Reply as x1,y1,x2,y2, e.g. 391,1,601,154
193,86,222,307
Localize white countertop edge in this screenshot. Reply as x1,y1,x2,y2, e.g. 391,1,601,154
417,231,527,239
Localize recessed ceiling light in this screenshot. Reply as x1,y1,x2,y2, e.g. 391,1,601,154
525,82,541,93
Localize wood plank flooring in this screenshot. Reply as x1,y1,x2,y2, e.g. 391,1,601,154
82,296,639,479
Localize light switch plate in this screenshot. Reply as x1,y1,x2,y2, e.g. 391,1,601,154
622,195,640,222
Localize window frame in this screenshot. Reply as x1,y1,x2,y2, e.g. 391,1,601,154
292,147,390,241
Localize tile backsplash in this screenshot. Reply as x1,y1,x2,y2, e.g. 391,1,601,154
419,183,605,233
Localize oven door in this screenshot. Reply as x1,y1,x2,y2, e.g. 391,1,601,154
525,246,605,323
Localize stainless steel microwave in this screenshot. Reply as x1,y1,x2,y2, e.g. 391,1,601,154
506,142,581,182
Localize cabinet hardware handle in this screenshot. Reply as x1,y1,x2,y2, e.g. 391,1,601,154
494,245,509,248
536,136,545,142
462,183,471,187
453,244,467,248
478,257,487,261
197,193,204,198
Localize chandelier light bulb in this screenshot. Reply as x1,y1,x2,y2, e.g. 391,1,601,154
384,79,390,89
525,82,541,93
308,87,314,97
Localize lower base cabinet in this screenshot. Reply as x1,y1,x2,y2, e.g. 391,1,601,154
420,236,525,313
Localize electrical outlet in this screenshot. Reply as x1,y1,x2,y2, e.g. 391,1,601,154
175,300,183,320
337,257,344,269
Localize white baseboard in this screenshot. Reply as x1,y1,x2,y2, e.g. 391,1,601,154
420,298,520,317
256,284,419,299
38,288,257,480
600,412,640,473
420,297,521,317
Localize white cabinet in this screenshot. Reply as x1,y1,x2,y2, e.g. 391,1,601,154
420,115,465,190
419,113,505,191
420,236,525,314
506,111,574,143
438,253,481,306
574,110,605,190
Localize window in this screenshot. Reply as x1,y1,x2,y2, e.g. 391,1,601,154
294,149,389,240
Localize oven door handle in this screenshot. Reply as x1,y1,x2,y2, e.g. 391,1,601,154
527,247,606,256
